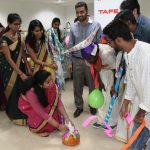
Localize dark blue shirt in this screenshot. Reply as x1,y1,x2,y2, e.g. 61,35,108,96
134,24,150,44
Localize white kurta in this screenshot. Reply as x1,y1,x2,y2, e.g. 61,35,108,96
124,40,150,129
115,52,129,142
98,44,118,126
115,40,150,143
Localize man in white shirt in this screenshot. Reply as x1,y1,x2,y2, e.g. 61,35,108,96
103,19,150,150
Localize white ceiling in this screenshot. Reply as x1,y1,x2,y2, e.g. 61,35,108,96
1,0,94,6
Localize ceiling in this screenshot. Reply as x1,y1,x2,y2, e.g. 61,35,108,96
2,0,94,6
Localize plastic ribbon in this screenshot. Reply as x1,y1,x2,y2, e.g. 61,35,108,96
47,28,66,61
82,115,97,127
63,26,100,54
120,120,146,150
65,35,70,46
82,115,114,137
82,113,133,138
104,55,125,125
63,122,79,141
125,113,132,125
97,115,114,137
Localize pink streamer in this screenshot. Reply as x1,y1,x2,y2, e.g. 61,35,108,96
82,115,97,127
63,131,69,139
82,115,114,137
65,35,70,45
104,129,114,137
97,115,114,137
125,113,132,125
82,113,133,138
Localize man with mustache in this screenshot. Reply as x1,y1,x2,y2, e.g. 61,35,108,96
103,19,150,150
68,1,102,118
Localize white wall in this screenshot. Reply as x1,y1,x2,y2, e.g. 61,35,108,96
0,1,65,30
63,0,150,28
139,0,150,17
0,0,149,31
0,1,94,31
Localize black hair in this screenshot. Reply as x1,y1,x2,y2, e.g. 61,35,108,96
120,0,140,15
26,19,45,52
115,10,137,24
75,1,88,12
52,17,60,25
103,19,133,41
74,18,79,23
5,13,22,33
52,17,61,42
21,70,50,107
0,23,4,28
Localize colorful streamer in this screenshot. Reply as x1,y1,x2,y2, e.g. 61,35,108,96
120,120,146,150
104,54,125,125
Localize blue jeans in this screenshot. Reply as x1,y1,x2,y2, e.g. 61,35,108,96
145,139,150,150
128,123,150,150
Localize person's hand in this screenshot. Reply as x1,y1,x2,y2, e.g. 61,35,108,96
99,82,105,91
65,119,75,128
134,109,145,124
20,73,28,81
120,99,130,119
58,124,68,134
68,64,72,73
28,69,33,76
52,63,58,70
49,64,58,70
70,121,75,128
110,86,115,97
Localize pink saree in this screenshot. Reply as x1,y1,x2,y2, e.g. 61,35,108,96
18,84,63,133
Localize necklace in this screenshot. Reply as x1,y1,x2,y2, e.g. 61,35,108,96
8,32,18,40
10,33,17,39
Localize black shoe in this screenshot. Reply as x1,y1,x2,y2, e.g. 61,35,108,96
93,122,101,129
74,108,83,118
90,107,97,115
103,124,117,129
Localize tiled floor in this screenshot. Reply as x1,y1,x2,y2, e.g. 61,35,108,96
0,80,123,150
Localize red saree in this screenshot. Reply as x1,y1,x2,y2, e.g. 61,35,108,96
18,84,63,133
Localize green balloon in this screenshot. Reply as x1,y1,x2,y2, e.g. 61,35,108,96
88,89,104,109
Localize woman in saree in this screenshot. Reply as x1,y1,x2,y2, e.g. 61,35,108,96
0,23,5,38
25,19,56,82
18,70,71,137
47,18,66,90
0,22,7,110
0,13,30,125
